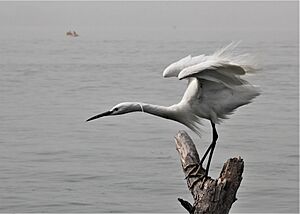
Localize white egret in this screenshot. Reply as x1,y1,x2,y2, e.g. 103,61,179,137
87,42,260,177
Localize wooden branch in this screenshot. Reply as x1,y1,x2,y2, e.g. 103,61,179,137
175,130,244,214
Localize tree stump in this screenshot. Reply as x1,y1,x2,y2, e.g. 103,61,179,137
175,130,244,214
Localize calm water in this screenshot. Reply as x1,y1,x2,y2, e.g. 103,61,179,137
0,32,298,213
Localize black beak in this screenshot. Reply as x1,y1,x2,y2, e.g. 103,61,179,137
86,110,112,122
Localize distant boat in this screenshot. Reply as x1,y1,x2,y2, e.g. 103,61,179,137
66,31,79,37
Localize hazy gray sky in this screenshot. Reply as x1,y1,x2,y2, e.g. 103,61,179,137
0,1,298,41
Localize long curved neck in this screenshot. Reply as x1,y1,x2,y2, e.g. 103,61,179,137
140,103,177,121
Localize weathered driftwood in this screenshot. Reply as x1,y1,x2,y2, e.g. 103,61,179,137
175,130,244,214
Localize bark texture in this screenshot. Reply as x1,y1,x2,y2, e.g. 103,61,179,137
175,130,244,214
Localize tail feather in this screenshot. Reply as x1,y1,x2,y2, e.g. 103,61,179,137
213,41,242,58
212,41,259,73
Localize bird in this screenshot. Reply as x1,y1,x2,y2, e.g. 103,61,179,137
87,42,260,177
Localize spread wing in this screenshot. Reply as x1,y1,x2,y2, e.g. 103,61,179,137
162,42,258,88
178,59,248,88
162,54,206,78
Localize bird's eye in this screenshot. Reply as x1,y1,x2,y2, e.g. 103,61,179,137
114,108,119,111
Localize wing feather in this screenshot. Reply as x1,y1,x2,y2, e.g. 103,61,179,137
163,42,258,88
178,59,248,87
163,54,206,78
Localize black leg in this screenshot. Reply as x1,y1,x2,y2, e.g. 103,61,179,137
200,141,213,165
204,121,218,177
187,121,219,179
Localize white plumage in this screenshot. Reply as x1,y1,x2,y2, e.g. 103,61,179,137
161,42,260,134
87,42,260,176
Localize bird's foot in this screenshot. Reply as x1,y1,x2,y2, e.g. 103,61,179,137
184,163,199,179
183,163,198,171
185,163,205,179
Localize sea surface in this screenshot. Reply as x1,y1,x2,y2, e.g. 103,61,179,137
0,30,298,213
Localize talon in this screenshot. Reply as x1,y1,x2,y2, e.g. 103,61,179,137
183,163,198,171
185,164,205,179
184,164,199,179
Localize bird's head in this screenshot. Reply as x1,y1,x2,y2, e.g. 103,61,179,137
86,102,143,122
